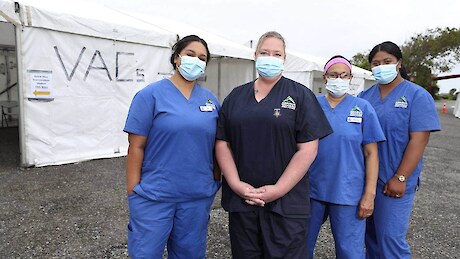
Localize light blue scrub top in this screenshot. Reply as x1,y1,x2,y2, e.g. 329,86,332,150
124,79,220,202
358,80,440,193
309,95,385,205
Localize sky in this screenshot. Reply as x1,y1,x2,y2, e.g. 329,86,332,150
88,0,460,93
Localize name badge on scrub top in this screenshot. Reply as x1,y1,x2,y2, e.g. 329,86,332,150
200,105,213,112
347,117,362,123
347,105,363,123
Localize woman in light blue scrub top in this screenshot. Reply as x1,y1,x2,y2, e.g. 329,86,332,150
124,35,221,259
308,55,385,259
359,41,441,259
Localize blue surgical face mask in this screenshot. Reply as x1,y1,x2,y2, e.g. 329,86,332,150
372,63,398,84
178,55,206,81
256,56,284,79
325,78,350,97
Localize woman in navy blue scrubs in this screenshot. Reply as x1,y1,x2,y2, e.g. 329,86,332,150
215,31,332,258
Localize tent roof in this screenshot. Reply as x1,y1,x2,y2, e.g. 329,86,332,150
0,0,177,47
1,0,374,74
286,50,374,80
0,0,18,25
107,8,255,60
285,50,324,72
0,0,255,60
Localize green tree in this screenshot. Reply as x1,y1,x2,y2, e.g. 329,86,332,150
351,27,460,97
351,52,370,71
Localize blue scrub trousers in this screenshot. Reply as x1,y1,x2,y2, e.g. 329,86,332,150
308,199,365,259
365,185,416,259
127,193,215,259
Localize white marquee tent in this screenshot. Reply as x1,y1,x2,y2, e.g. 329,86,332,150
0,0,376,167
284,51,375,96
0,0,255,167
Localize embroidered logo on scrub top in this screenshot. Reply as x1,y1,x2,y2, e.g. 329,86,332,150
394,96,408,108
273,108,281,118
347,105,363,123
200,99,216,112
349,105,363,117
281,96,296,110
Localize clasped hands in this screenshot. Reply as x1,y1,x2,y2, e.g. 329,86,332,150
233,181,282,207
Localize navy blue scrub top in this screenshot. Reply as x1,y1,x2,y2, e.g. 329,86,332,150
217,76,332,218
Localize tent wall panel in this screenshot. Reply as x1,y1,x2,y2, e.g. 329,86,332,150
20,27,172,166
283,71,314,90
203,58,255,101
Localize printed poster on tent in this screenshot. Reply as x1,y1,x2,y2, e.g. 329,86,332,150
28,70,53,100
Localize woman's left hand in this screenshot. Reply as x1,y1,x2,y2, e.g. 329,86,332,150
384,177,406,198
253,185,282,204
358,192,375,219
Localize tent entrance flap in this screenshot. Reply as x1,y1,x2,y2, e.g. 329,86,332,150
0,21,19,127
0,20,21,169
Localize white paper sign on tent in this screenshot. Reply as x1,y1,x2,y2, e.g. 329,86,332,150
28,70,53,100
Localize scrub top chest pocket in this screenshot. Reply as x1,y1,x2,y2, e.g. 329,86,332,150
385,97,410,133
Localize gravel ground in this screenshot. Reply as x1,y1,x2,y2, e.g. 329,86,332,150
0,100,459,258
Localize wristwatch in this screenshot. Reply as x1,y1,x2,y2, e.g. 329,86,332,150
395,174,406,182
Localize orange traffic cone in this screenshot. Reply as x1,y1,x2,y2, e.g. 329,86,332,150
442,103,447,114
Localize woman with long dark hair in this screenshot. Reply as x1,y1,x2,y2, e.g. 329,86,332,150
124,35,220,258
359,41,440,258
